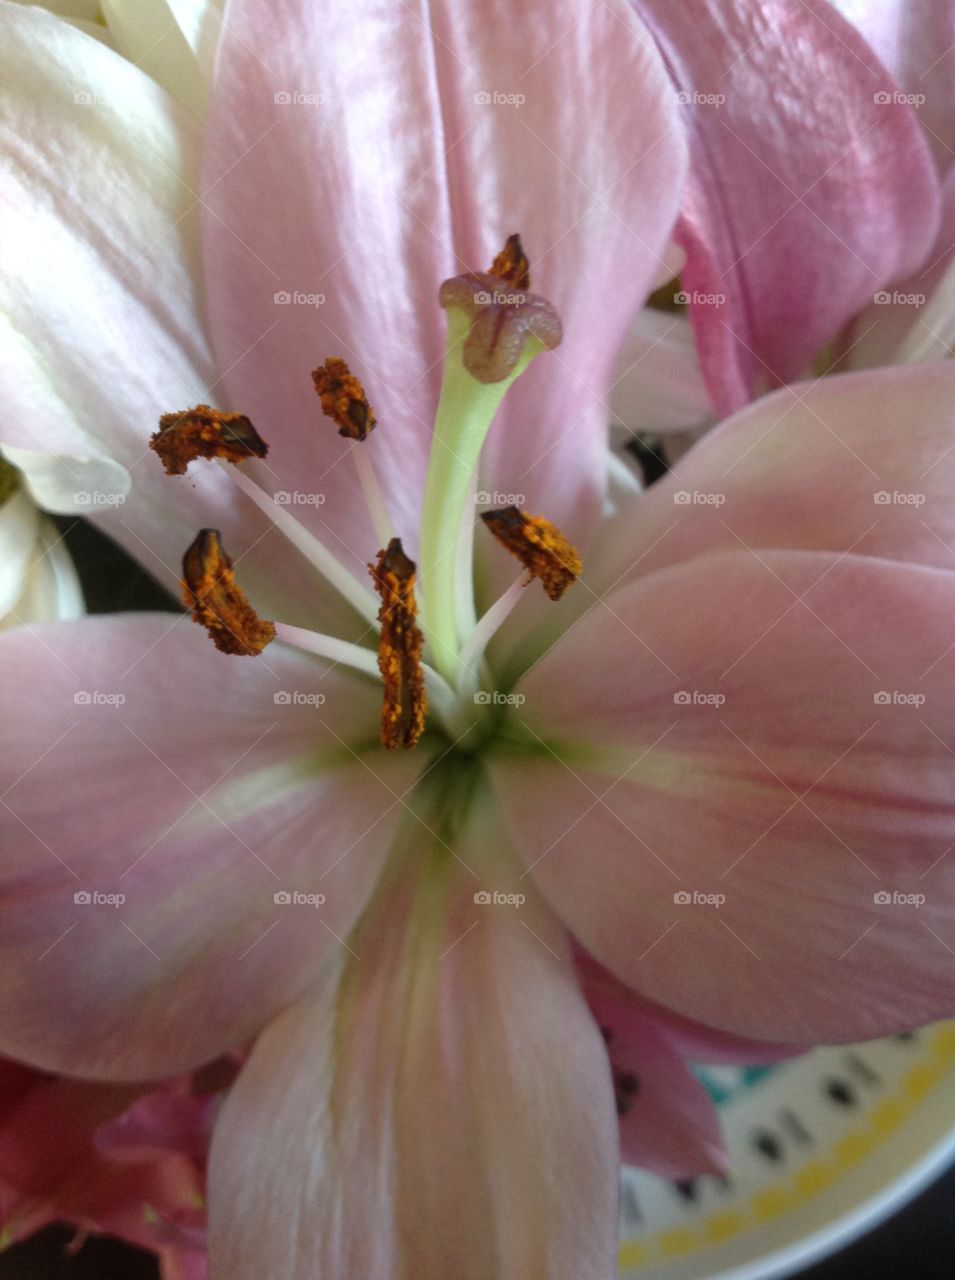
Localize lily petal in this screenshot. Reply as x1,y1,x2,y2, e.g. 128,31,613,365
493,551,955,1043
578,951,727,1177
633,0,940,411
209,797,619,1280
593,363,955,593
202,0,687,577
0,615,417,1077
831,0,955,174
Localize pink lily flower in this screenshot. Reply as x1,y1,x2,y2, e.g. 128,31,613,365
2,2,955,1277
0,1054,215,1278
626,0,941,417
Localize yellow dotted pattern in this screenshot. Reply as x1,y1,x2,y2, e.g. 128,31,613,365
619,1023,955,1270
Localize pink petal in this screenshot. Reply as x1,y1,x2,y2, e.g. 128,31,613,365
0,1064,202,1253
592,363,955,592
844,169,955,369
0,4,333,633
209,810,619,1280
831,0,955,174
633,0,940,412
576,951,727,1177
202,0,687,577
493,551,955,1043
0,615,418,1077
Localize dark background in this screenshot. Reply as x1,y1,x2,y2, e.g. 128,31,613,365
0,1161,952,1277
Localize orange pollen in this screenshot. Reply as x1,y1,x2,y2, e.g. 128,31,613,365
150,405,268,476
369,538,427,749
312,357,377,441
181,529,275,656
489,233,531,290
480,506,582,601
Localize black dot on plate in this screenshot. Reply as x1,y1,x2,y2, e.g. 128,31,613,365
825,1078,856,1107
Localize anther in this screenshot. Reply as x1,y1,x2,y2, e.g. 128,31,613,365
181,529,275,655
480,506,582,600
151,406,268,476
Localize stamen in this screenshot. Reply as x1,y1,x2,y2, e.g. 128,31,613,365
151,405,268,475
274,622,457,727
481,506,582,601
217,461,380,626
369,538,427,750
456,573,527,691
181,529,275,655
312,358,377,440
311,357,394,546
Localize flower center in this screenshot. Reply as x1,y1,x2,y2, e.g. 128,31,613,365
149,236,582,754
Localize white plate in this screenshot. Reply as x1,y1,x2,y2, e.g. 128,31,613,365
619,1020,955,1278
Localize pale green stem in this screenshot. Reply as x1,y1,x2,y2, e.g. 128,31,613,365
418,312,537,683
